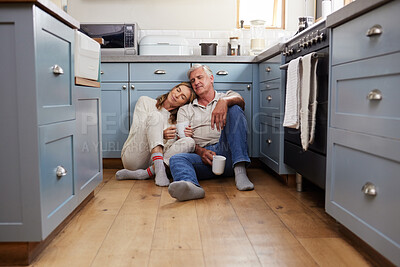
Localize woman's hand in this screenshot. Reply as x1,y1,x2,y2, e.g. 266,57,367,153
183,125,194,138
163,126,177,140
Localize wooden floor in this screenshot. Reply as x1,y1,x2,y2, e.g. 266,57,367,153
29,167,373,267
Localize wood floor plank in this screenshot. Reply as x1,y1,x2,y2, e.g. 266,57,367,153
256,185,339,239
148,249,205,267
228,196,319,266
90,180,162,267
195,188,261,267
30,178,134,266
151,187,202,250
299,238,372,266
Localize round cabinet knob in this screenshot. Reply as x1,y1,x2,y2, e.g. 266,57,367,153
247,84,251,90
367,89,382,100
100,70,104,75
266,66,271,72
361,182,377,196
131,85,135,90
266,139,272,144
122,85,127,90
52,64,64,75
56,166,67,178
366,24,383,37
267,95,272,101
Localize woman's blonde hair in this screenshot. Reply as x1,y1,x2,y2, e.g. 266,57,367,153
155,82,196,124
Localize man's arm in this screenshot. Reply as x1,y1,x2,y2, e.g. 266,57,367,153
195,144,216,166
211,94,245,131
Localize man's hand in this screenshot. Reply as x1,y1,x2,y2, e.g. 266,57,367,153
163,126,177,140
211,98,228,131
195,145,216,166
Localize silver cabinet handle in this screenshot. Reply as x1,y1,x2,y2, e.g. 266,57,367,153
100,70,104,75
265,66,271,72
366,24,383,37
361,182,377,196
267,95,272,101
52,64,64,75
247,84,251,90
131,85,135,90
122,85,127,90
154,70,166,74
56,166,67,178
266,139,272,144
216,70,228,76
367,89,382,100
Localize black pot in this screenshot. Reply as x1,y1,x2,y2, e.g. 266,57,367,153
199,43,217,55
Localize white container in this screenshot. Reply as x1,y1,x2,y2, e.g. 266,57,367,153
322,0,332,18
139,35,190,55
74,30,100,81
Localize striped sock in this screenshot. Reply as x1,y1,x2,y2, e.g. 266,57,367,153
152,153,170,187
116,165,154,180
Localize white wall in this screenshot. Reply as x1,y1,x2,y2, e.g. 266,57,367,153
68,0,313,31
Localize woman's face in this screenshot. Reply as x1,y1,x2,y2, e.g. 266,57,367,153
167,84,192,108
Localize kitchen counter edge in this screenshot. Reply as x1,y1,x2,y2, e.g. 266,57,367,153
0,0,79,28
326,0,392,28
101,43,284,64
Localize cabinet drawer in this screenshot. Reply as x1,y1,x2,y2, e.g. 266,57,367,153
331,53,400,139
130,63,190,81
206,63,253,83
328,131,400,251
39,120,77,238
260,120,280,163
100,63,129,82
332,1,400,66
259,62,281,82
35,7,74,125
260,80,281,115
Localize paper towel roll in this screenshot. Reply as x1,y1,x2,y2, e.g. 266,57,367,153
322,0,332,18
332,0,344,12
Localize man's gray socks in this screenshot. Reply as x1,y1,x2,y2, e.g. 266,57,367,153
152,153,170,187
116,166,154,180
168,181,205,201
234,162,254,191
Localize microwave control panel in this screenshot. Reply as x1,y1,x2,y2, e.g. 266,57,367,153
124,24,135,48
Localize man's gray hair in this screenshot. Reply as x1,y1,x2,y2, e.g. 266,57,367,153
187,64,213,79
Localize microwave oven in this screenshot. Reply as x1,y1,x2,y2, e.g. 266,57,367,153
80,23,139,56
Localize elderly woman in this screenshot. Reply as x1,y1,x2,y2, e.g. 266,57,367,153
116,82,196,186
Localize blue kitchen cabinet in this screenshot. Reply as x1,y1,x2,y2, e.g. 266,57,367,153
256,55,293,174
326,1,400,265
205,63,254,156
100,63,129,157
75,86,103,203
0,2,102,247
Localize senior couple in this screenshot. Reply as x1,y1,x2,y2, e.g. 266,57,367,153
116,64,254,201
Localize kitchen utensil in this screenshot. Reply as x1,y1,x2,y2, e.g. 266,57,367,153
199,43,217,55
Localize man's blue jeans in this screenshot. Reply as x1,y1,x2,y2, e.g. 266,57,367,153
169,105,250,187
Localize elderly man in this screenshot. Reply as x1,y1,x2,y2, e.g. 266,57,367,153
168,64,254,201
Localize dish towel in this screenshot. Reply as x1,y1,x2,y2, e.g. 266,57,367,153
283,57,302,129
300,52,319,151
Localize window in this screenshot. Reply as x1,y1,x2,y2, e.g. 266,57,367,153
237,0,285,29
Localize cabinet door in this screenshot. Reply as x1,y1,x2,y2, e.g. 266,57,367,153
206,63,253,83
101,83,129,158
75,86,102,202
35,7,75,125
39,120,78,239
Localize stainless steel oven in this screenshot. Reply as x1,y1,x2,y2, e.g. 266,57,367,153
281,19,329,190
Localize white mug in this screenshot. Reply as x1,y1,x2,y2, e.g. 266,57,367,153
176,121,189,138
212,155,226,175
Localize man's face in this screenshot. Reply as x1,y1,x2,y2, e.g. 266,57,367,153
189,67,214,97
